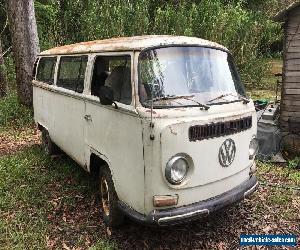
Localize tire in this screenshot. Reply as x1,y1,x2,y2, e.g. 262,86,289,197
41,129,59,155
99,166,124,227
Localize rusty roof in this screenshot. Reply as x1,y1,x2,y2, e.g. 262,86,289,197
39,35,228,56
274,1,300,21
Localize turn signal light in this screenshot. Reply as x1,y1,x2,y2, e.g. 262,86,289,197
153,195,178,207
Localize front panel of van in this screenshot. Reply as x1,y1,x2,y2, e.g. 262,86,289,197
136,46,257,216
139,103,257,214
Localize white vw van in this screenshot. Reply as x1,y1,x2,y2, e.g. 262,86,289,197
33,35,258,227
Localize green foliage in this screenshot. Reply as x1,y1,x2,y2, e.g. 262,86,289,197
0,92,33,128
288,157,300,169
33,0,282,87
89,240,118,250
0,144,116,249
151,0,281,86
4,55,16,84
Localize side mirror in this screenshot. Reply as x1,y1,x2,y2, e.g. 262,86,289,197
99,86,118,109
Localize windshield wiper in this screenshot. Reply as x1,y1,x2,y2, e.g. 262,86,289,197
207,93,250,105
147,94,210,110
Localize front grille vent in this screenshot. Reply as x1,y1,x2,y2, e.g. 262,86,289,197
189,116,252,141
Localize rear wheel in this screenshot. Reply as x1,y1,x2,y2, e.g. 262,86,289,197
41,129,59,155
99,166,124,227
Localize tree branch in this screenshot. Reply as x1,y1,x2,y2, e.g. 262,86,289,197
0,46,11,59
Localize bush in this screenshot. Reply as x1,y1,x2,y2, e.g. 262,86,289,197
0,92,33,128
152,1,281,87
34,0,282,87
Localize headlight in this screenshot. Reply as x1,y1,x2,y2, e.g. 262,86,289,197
249,137,259,160
165,156,189,185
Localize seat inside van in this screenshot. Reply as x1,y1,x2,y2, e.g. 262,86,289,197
105,66,131,104
91,56,132,105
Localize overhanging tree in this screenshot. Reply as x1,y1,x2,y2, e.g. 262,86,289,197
7,0,40,106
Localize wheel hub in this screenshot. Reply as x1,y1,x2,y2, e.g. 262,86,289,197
100,177,110,216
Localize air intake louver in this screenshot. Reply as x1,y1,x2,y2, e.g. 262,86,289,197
189,116,252,141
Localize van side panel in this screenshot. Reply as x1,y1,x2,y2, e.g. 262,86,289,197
50,89,86,165
33,83,55,132
33,84,86,166
85,102,145,214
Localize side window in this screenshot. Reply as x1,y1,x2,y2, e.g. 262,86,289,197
91,55,131,105
57,56,88,93
36,57,56,84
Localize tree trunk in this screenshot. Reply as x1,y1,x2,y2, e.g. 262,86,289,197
7,0,40,106
0,39,7,97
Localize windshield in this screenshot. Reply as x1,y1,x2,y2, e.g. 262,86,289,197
138,46,246,108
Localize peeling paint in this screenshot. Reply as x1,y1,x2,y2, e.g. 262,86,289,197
39,35,228,56
145,109,157,114
169,126,178,135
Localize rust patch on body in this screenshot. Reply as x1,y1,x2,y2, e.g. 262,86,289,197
40,35,228,56
145,109,157,114
169,126,178,135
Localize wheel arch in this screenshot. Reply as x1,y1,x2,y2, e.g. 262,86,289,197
89,149,115,182
37,122,48,132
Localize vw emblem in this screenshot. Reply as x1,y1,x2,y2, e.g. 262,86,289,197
219,139,236,167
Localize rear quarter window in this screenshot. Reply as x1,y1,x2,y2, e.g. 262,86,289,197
36,57,56,84
57,56,88,93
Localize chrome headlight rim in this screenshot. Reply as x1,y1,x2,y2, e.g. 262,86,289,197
249,136,259,160
165,155,189,185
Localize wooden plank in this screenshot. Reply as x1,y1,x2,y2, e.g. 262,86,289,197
281,99,300,106
288,39,300,47
281,115,300,123
284,82,300,89
287,26,300,34
286,59,300,65
281,94,300,100
287,22,300,28
287,47,300,53
285,89,300,95
286,52,300,60
286,39,300,46
286,37,300,42
280,120,289,126
281,105,300,112
286,64,300,71
286,34,300,40
285,71,300,77
285,76,300,82
281,110,300,116
280,114,300,122
281,116,290,122
286,29,300,35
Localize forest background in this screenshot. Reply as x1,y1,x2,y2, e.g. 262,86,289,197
0,0,294,90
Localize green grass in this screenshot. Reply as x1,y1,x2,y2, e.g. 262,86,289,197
0,146,117,249
0,92,33,130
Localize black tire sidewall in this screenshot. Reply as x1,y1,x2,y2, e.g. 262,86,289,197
99,167,124,227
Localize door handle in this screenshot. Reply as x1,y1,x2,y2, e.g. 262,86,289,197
84,114,92,121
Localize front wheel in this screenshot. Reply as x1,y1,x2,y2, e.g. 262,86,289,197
99,166,124,227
